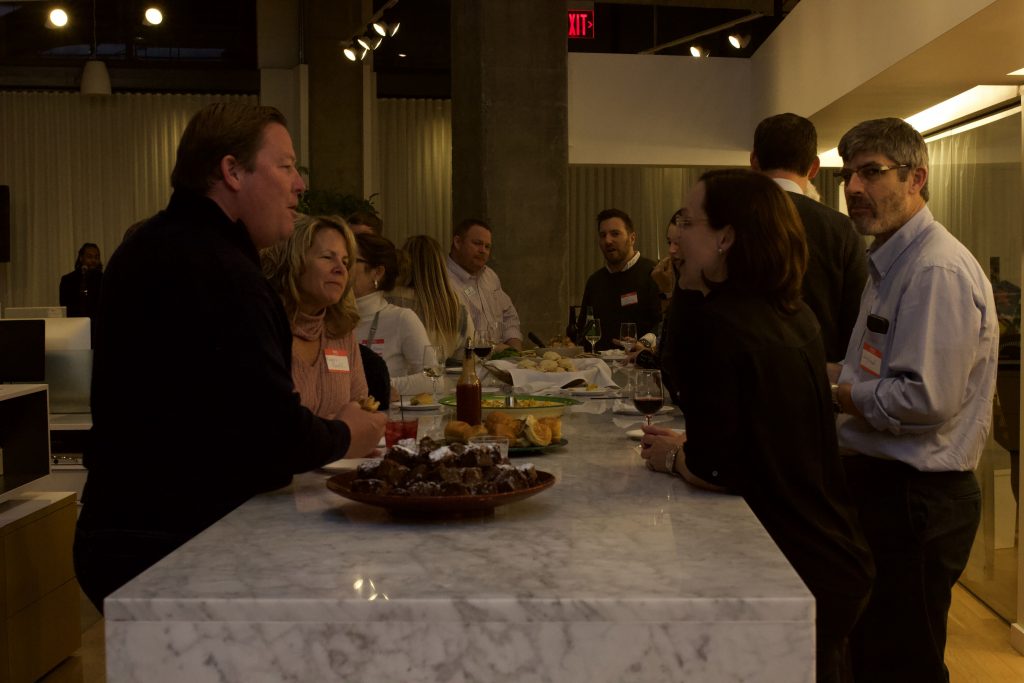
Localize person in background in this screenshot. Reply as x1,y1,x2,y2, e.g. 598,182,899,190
262,214,378,433
446,218,522,350
640,170,874,683
577,208,661,351
59,242,103,319
73,102,385,613
353,232,434,399
832,117,998,682
347,210,383,236
751,112,868,362
390,234,474,363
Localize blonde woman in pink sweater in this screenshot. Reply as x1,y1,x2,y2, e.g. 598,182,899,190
263,215,370,429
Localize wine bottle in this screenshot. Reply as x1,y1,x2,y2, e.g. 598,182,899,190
456,336,482,425
565,305,579,344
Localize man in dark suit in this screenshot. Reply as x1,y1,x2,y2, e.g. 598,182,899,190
751,113,867,362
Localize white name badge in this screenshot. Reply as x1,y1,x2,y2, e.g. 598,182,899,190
325,348,350,374
860,342,882,377
360,338,386,356
620,291,639,306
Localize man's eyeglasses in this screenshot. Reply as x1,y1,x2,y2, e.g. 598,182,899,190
835,164,910,185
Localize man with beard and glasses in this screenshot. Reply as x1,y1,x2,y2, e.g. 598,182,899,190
830,117,998,682
577,208,662,351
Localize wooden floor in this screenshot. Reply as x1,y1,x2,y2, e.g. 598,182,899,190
35,583,1024,682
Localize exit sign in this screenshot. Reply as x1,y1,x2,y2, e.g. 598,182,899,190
568,10,594,39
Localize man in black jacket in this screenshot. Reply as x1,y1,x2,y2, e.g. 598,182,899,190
74,102,386,612
751,113,868,362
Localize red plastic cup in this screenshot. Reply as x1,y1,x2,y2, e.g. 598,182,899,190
385,418,418,447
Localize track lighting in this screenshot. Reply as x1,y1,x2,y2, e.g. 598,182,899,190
372,20,399,37
343,41,368,62
356,31,382,51
728,33,750,49
689,45,705,58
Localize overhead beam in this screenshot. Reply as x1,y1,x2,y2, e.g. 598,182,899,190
597,0,776,14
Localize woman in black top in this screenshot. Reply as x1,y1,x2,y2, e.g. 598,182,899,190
59,242,103,319
640,169,874,683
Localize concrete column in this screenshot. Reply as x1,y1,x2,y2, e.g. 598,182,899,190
305,0,367,196
451,0,569,341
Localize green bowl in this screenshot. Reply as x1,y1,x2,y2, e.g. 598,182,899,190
438,393,581,418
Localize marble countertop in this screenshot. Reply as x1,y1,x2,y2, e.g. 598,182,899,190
106,405,814,682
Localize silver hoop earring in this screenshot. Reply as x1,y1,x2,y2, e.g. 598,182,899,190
373,279,379,289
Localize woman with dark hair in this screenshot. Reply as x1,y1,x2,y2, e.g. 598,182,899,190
59,242,103,319
352,232,433,400
639,169,874,683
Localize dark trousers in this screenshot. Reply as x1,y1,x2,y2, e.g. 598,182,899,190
74,523,191,614
842,456,980,683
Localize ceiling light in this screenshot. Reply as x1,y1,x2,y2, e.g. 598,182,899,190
356,32,382,51
372,20,399,37
46,8,69,29
143,8,163,26
81,0,110,95
1008,67,1024,76
343,43,359,61
689,45,704,58
728,33,750,49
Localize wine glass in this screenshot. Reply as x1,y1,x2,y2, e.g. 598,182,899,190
632,369,664,426
422,345,444,397
584,318,602,354
619,322,637,353
473,326,493,360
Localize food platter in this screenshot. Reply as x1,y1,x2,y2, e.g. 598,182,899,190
326,470,556,517
509,438,568,456
439,394,580,418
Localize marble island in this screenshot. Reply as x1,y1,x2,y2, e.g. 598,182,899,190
105,409,814,682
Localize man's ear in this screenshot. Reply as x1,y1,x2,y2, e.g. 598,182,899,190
749,151,760,171
220,156,243,191
807,156,821,180
909,166,928,196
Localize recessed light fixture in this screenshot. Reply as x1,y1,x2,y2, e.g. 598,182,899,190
397,53,407,58
143,7,163,26
46,8,69,29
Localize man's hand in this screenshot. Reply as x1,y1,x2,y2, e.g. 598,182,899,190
338,401,387,458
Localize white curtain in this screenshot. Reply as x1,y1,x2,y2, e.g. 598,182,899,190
0,91,255,309
927,111,1022,286
373,98,452,248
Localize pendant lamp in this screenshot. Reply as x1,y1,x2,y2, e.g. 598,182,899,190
80,0,111,95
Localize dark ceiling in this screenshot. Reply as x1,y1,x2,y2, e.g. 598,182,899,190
0,0,797,96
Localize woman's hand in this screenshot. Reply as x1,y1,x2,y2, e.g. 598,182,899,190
639,424,685,474
650,256,676,295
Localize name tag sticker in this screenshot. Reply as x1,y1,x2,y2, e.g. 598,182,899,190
620,291,639,306
325,348,350,373
860,343,882,377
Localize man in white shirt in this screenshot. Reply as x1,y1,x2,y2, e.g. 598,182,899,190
831,117,998,682
446,218,522,350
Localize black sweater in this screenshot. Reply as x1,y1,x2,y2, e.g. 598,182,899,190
79,191,351,538
578,256,662,350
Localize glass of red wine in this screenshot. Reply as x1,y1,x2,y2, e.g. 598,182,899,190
632,369,664,426
473,327,493,360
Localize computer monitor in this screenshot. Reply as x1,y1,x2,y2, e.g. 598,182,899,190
43,317,92,414
0,320,46,382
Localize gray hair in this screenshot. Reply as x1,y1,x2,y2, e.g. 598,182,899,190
838,117,929,201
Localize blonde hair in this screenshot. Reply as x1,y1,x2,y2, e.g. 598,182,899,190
402,235,463,356
261,215,360,338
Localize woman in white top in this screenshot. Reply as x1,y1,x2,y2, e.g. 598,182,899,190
353,232,433,400
390,234,474,363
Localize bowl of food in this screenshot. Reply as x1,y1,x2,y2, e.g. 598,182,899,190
438,393,580,418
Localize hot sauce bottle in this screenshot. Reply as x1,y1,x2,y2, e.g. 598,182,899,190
456,336,482,425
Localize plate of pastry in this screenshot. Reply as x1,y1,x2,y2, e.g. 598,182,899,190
398,393,443,410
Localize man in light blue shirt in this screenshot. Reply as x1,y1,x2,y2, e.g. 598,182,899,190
830,118,998,682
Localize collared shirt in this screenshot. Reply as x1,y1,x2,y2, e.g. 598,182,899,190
836,205,998,472
446,255,523,343
771,177,805,195
606,249,642,273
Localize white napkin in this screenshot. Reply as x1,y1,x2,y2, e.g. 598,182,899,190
489,358,617,394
